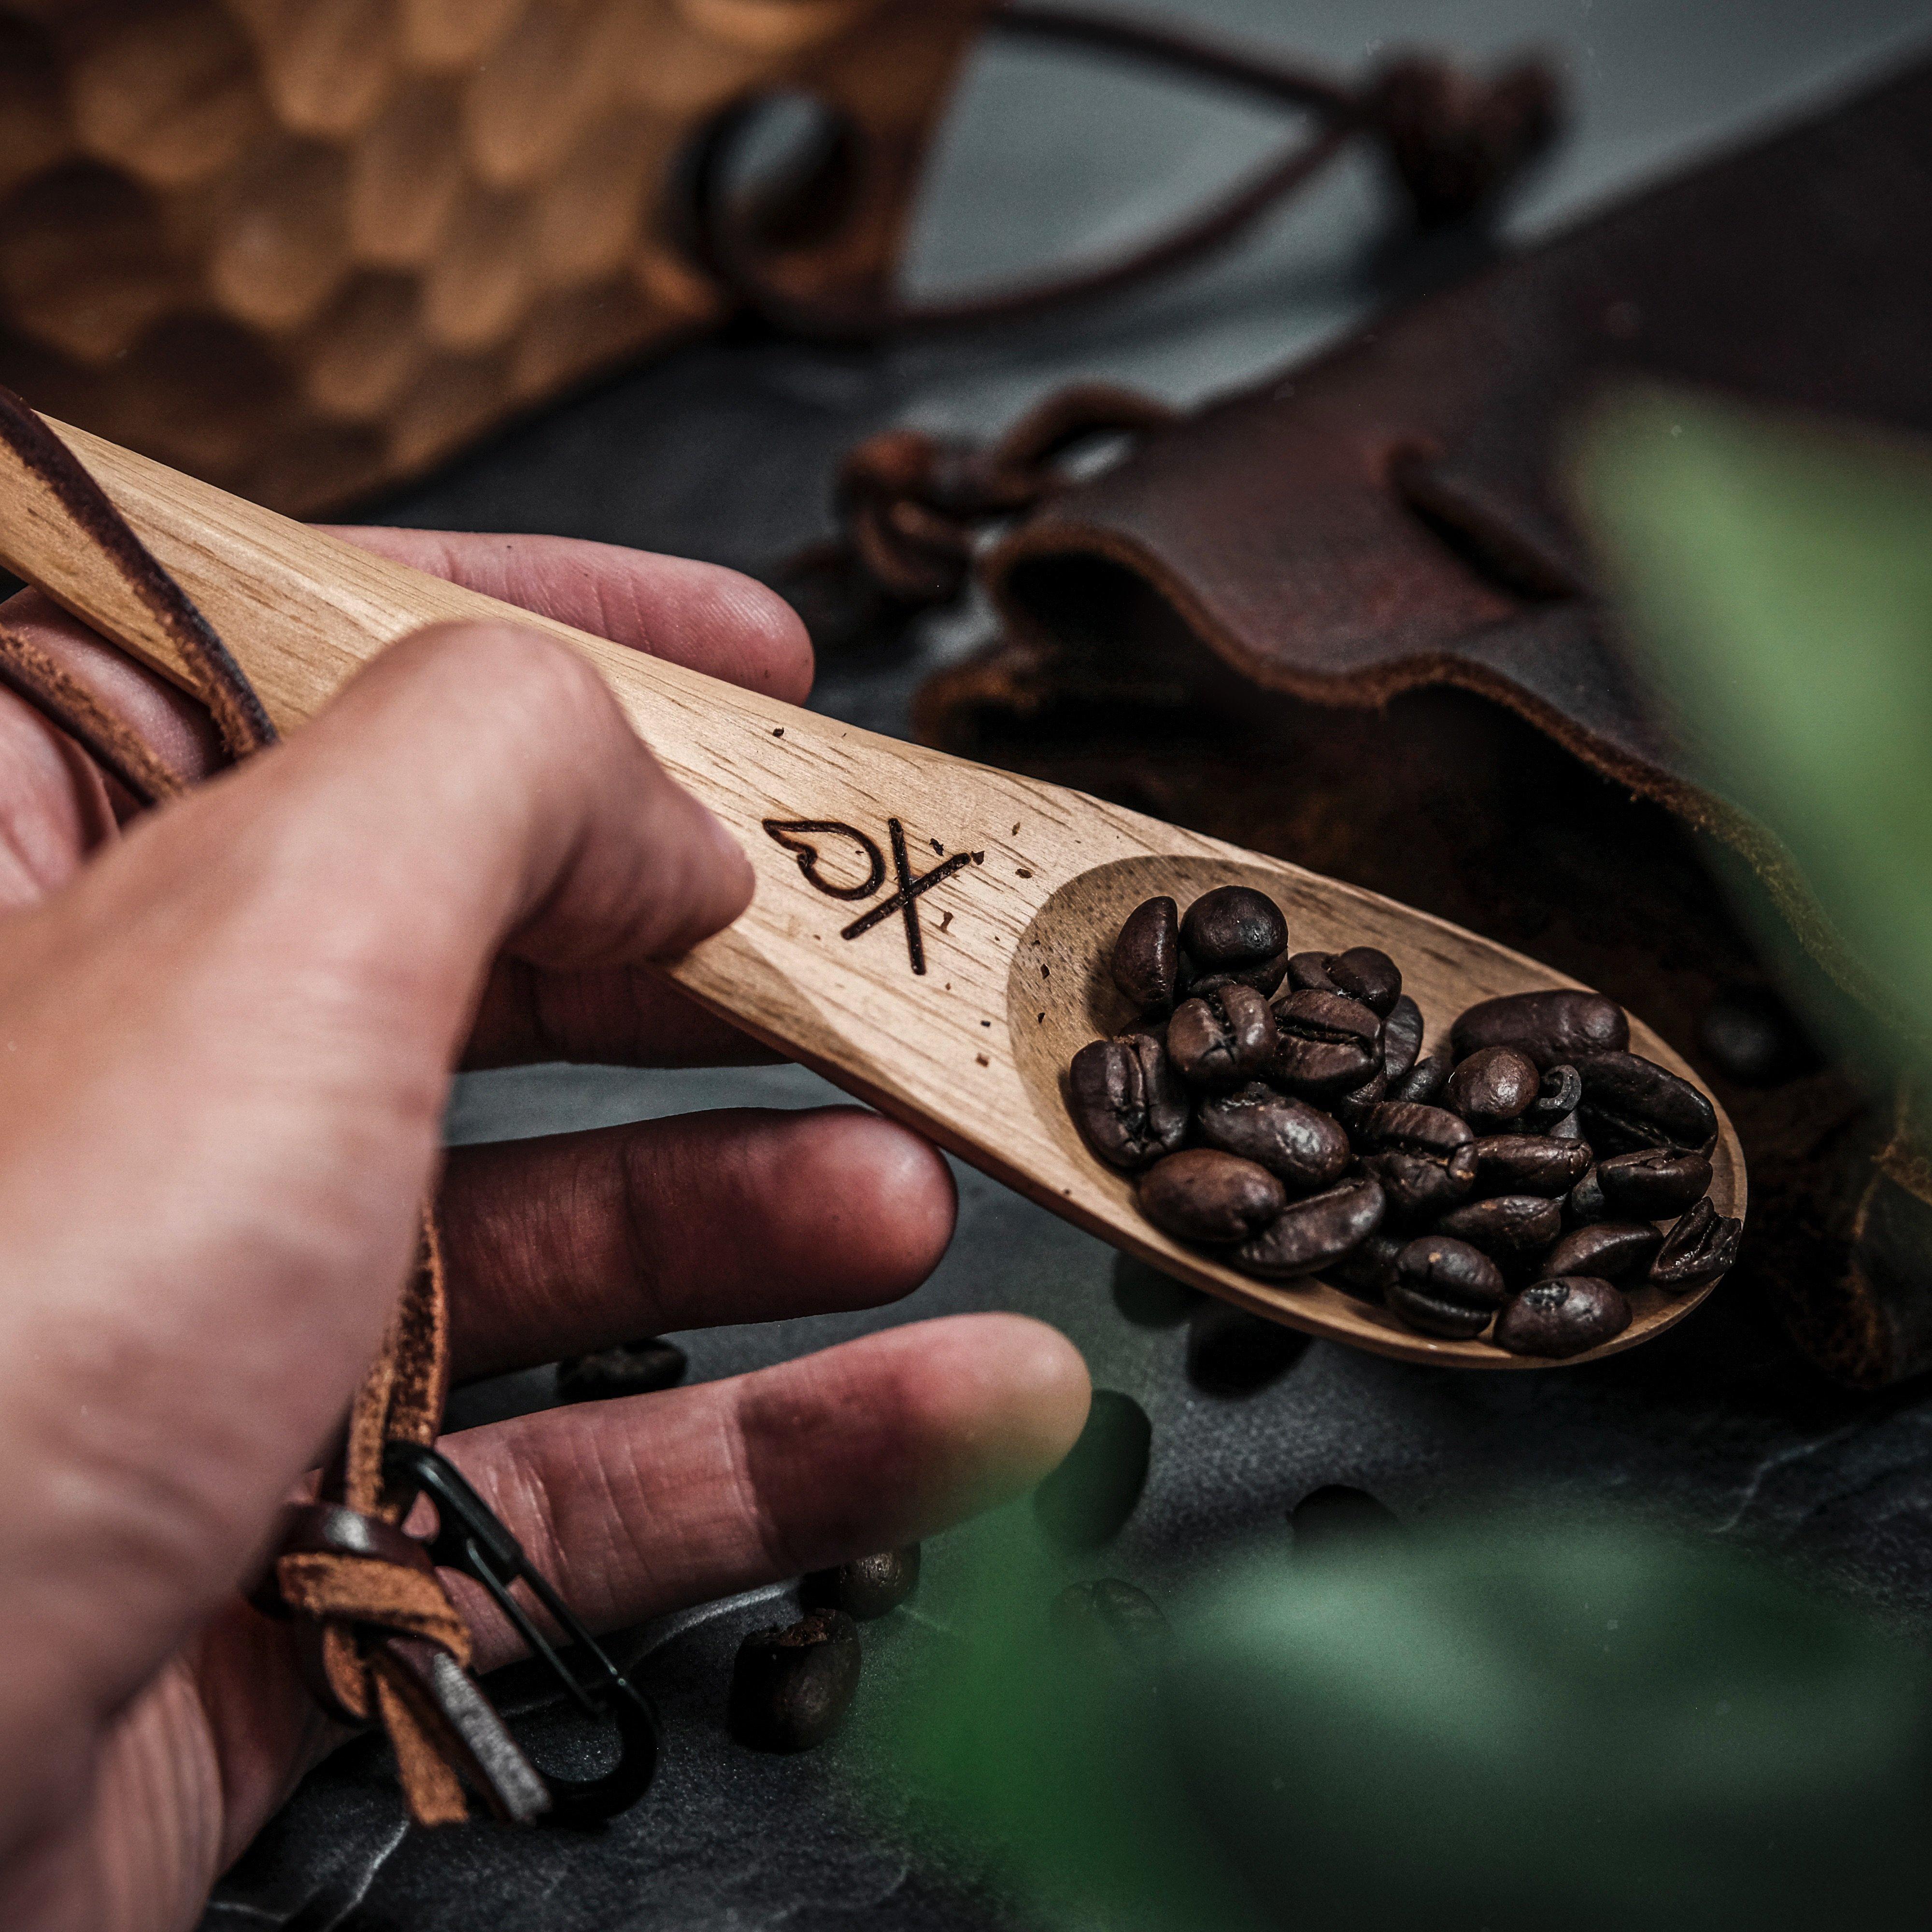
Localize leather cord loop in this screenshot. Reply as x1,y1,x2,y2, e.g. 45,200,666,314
688,6,1563,342
774,382,1177,646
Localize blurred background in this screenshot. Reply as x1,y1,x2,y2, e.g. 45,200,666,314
31,0,1906,1925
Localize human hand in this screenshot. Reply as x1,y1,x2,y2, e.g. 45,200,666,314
0,533,1091,1932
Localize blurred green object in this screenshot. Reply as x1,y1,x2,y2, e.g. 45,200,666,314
1575,387,1932,1056
884,1515,1931,1931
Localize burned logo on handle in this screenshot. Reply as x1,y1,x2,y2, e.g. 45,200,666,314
762,818,974,975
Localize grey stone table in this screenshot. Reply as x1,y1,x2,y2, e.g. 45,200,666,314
204,2,1932,1926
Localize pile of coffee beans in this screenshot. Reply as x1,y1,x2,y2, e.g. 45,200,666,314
1067,887,1741,1358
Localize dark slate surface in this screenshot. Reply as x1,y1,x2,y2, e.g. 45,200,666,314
203,2,1932,1926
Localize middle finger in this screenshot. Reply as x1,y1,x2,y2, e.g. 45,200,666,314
441,1105,959,1381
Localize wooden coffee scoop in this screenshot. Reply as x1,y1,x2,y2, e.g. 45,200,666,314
0,412,1745,1368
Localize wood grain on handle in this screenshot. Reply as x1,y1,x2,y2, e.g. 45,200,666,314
0,414,1747,1367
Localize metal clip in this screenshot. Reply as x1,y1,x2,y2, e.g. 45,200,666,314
384,1441,661,1825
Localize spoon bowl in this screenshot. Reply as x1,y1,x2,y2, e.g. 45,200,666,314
1011,852,1743,1365
0,410,1745,1369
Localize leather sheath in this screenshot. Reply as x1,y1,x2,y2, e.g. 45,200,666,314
918,56,1932,1386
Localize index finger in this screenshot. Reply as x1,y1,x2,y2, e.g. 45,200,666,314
0,529,815,790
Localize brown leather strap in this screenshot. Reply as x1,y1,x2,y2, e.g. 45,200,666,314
0,620,189,805
0,390,488,1827
691,5,1562,340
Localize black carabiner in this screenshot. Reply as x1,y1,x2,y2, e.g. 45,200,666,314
384,1440,661,1825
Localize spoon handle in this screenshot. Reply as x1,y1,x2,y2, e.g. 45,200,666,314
0,413,1178,1150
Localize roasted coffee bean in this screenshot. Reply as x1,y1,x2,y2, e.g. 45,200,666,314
1138,1150,1285,1245
1166,985,1277,1090
1651,1197,1743,1291
1035,1390,1151,1550
1187,953,1288,998
1234,1174,1386,1279
1270,990,1383,1098
1111,1254,1201,1327
1368,1147,1479,1225
1366,1102,1474,1163
1597,1148,1713,1218
1291,1484,1400,1554
1186,1300,1310,1393
1434,1192,1563,1260
1111,895,1180,1016
1284,947,1400,1016
1697,982,1820,1087
1444,1045,1540,1129
1387,1236,1506,1338
1576,1051,1719,1156
729,1608,862,1752
1524,1063,1583,1128
1183,886,1288,970
1390,1048,1451,1105
556,1336,686,1402
1068,1033,1189,1170
1471,1134,1592,1198
1331,1228,1404,1301
1194,1082,1351,1190
1542,1221,1663,1281
1328,947,1402,1017
1380,994,1425,1082
1363,1102,1477,1223
802,1548,921,1620
1051,1579,1170,1665
1565,1164,1609,1225
1451,989,1630,1069
1494,1276,1632,1357
1333,1066,1389,1139
1286,951,1340,994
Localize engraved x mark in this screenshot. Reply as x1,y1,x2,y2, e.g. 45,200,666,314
762,817,972,975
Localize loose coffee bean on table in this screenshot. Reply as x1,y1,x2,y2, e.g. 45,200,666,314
1051,1578,1171,1664
1696,981,1820,1087
802,1547,921,1620
1067,889,1736,1353
555,1336,688,1402
1291,1484,1401,1553
1035,1389,1152,1550
1111,1254,1202,1327
1186,1299,1310,1394
728,1608,862,1753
